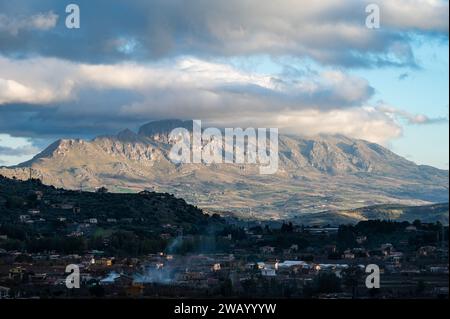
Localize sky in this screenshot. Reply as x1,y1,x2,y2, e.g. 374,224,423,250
0,0,448,169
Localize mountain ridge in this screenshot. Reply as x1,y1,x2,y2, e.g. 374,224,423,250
1,119,448,219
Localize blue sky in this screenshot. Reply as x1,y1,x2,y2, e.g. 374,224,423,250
225,40,450,169
356,39,449,168
0,0,449,169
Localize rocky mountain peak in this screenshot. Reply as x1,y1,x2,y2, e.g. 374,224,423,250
117,128,139,142
1,120,447,218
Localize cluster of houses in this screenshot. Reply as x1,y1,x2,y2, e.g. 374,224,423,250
0,237,448,299
0,186,448,298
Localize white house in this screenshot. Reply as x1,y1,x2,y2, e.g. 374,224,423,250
261,268,276,277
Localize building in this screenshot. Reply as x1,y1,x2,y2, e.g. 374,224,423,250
19,215,30,222
52,203,75,210
9,267,26,281
260,246,275,254
160,233,172,240
277,260,308,269
356,236,367,244
34,191,44,201
343,250,355,260
261,268,276,277
418,246,437,257
0,286,10,299
381,243,394,255
405,225,417,232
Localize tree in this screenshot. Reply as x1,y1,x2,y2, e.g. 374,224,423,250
337,225,357,249
311,272,342,295
15,254,33,263
342,266,364,299
220,278,234,297
281,222,294,233
96,187,108,194
5,196,24,209
416,280,426,295
89,283,105,298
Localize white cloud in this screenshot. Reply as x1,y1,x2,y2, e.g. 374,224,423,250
380,0,449,33
378,104,448,125
1,1,446,67
0,55,371,108
0,11,58,36
0,134,40,166
282,107,403,145
0,144,39,156
0,56,77,104
0,78,68,105
132,0,448,66
203,107,403,145
0,54,439,144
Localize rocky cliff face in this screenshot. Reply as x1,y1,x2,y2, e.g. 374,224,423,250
1,120,448,219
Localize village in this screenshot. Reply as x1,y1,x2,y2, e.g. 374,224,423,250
1,222,448,299
0,176,448,299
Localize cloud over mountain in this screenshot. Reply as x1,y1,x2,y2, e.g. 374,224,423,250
0,0,448,167
0,55,403,143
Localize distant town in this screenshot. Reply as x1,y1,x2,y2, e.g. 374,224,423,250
0,176,448,299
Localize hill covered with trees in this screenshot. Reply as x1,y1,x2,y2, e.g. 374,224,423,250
0,175,223,255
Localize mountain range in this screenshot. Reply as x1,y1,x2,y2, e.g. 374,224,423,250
1,120,448,220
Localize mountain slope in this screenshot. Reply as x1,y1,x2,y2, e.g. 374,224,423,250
1,120,448,219
289,203,449,225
